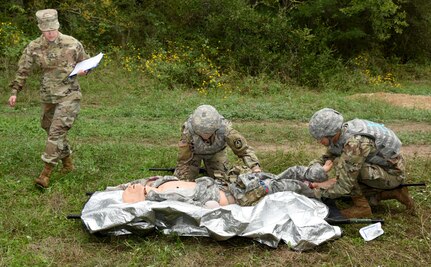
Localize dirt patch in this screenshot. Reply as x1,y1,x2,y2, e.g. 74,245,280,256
351,92,431,110
401,144,431,157
388,122,431,133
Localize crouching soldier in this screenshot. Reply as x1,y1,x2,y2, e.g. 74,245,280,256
307,108,415,218
173,105,261,181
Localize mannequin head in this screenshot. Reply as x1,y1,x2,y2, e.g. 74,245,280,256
122,184,147,203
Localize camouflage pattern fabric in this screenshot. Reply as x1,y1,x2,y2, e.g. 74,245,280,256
190,105,222,135
10,32,88,165
109,166,325,207
174,118,260,181
277,164,327,182
174,149,229,182
145,176,221,206
105,176,176,191
309,108,344,139
311,135,406,199
228,166,323,206
9,32,89,103
41,99,80,164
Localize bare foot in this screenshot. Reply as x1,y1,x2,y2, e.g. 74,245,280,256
323,160,333,172
312,178,336,189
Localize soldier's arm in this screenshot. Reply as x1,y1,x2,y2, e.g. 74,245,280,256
174,124,193,179
76,40,90,62
9,45,34,97
316,136,374,199
74,40,90,76
225,127,260,170
309,150,335,166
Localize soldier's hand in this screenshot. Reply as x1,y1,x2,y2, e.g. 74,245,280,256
77,69,88,76
8,95,16,107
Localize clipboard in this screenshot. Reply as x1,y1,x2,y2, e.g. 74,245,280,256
69,52,104,77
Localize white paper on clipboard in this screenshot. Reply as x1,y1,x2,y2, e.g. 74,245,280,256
69,52,104,77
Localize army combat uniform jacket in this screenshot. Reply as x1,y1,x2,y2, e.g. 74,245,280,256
174,117,260,181
10,32,89,103
312,119,406,198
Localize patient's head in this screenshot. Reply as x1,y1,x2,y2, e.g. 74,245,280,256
122,184,147,203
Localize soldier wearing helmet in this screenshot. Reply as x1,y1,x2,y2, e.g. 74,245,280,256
307,108,414,218
173,105,261,181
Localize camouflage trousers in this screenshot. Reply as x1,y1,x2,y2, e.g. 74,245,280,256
174,149,229,181
357,157,406,196
40,100,80,165
228,167,319,206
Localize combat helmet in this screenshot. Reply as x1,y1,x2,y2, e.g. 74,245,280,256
191,105,222,135
309,108,344,139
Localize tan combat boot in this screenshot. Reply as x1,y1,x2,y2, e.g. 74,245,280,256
375,187,415,214
34,163,55,188
340,195,373,218
61,156,75,174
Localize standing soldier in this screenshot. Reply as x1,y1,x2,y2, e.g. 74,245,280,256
174,105,262,181
308,108,415,218
8,9,89,188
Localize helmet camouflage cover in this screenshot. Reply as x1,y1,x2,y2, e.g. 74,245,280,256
191,105,222,135
309,108,344,139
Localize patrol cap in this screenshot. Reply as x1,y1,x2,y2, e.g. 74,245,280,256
191,105,222,135
309,108,344,139
36,9,60,31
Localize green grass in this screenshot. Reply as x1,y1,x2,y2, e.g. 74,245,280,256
1,68,430,266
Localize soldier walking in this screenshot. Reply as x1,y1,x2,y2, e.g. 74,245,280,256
8,9,89,188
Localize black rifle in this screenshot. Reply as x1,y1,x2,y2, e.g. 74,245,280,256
325,218,384,225
398,182,426,188
67,214,81,220
149,167,207,174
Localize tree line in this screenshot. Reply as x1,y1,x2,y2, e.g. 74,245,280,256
1,0,430,89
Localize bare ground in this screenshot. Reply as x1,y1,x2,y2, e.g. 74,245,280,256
350,92,431,110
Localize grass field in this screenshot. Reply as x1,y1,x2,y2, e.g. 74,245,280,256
1,67,430,266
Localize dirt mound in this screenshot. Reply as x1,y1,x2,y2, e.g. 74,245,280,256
351,92,431,110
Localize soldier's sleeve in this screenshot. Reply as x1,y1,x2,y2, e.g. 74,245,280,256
176,123,193,166
75,40,89,62
225,127,260,169
9,45,34,96
309,149,335,166
319,136,374,199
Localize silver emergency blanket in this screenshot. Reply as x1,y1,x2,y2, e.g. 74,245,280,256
80,190,342,251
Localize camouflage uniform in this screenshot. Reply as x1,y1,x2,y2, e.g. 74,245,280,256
311,119,406,199
10,32,89,164
228,164,327,206
111,176,225,207
174,117,260,181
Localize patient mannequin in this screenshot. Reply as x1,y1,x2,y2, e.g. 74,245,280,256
122,179,235,207
122,160,334,207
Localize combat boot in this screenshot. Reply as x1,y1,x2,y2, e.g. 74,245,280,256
34,163,54,188
340,195,372,218
60,156,75,174
374,187,415,214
